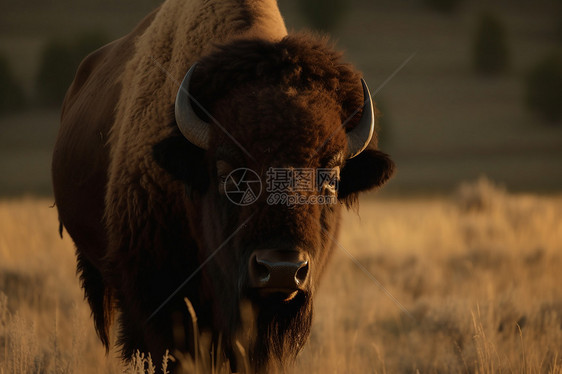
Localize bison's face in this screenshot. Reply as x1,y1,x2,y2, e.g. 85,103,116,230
153,39,394,370
198,91,348,310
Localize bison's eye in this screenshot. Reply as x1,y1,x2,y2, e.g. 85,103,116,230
319,167,340,195
217,160,234,193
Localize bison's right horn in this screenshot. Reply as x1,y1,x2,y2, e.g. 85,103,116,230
346,79,375,159
175,63,211,150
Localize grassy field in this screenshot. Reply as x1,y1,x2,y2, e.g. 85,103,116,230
1,179,561,373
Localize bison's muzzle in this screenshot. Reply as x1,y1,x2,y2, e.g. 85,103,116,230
248,250,310,300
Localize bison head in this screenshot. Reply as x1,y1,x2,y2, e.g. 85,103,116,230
153,35,394,371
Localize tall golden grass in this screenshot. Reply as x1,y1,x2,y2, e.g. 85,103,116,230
1,178,561,373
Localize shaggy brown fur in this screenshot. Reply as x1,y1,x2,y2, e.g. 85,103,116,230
52,8,159,347
52,0,394,372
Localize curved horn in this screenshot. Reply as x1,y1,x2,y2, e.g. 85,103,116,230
346,79,375,159
175,63,211,150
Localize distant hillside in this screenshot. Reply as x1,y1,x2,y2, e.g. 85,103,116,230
0,0,561,195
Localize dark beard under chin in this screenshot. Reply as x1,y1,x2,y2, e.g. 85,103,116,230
242,291,313,373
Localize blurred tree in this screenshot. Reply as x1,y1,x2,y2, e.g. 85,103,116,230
36,32,108,107
472,12,510,75
73,32,109,62
423,0,463,13
558,7,562,42
298,0,349,32
35,40,75,107
0,53,25,115
525,52,562,124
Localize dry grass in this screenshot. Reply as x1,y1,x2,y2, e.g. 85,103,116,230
0,179,561,373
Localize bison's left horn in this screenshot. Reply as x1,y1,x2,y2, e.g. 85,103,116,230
346,79,375,158
175,63,211,150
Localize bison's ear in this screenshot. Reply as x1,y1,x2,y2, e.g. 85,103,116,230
152,133,208,191
338,149,395,202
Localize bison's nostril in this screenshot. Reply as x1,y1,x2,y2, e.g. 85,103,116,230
253,256,270,284
295,261,309,286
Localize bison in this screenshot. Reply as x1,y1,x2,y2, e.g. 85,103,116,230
52,0,394,371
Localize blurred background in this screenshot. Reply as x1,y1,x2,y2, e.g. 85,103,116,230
0,0,561,196
1,2,561,372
